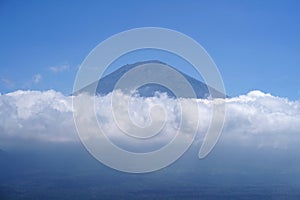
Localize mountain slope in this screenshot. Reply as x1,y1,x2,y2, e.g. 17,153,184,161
75,60,225,98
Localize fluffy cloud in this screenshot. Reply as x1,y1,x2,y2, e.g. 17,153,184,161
0,90,299,151
0,90,75,146
222,91,300,148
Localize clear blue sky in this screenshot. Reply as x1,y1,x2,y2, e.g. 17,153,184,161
0,0,299,99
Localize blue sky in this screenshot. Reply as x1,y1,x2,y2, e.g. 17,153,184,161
0,0,300,99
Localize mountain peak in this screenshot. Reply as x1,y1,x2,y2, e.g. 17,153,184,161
75,60,225,98
109,60,167,75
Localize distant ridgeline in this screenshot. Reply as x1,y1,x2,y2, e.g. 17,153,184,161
74,60,225,99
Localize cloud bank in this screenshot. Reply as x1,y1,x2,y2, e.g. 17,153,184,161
0,90,299,151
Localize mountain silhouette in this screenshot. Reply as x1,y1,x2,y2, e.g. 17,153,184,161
75,60,225,98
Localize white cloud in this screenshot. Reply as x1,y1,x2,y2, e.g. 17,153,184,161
222,90,300,148
0,90,300,151
0,90,75,146
49,65,69,73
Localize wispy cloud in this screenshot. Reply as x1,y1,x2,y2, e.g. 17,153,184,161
33,74,42,83
1,77,15,88
23,74,43,88
49,65,70,73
